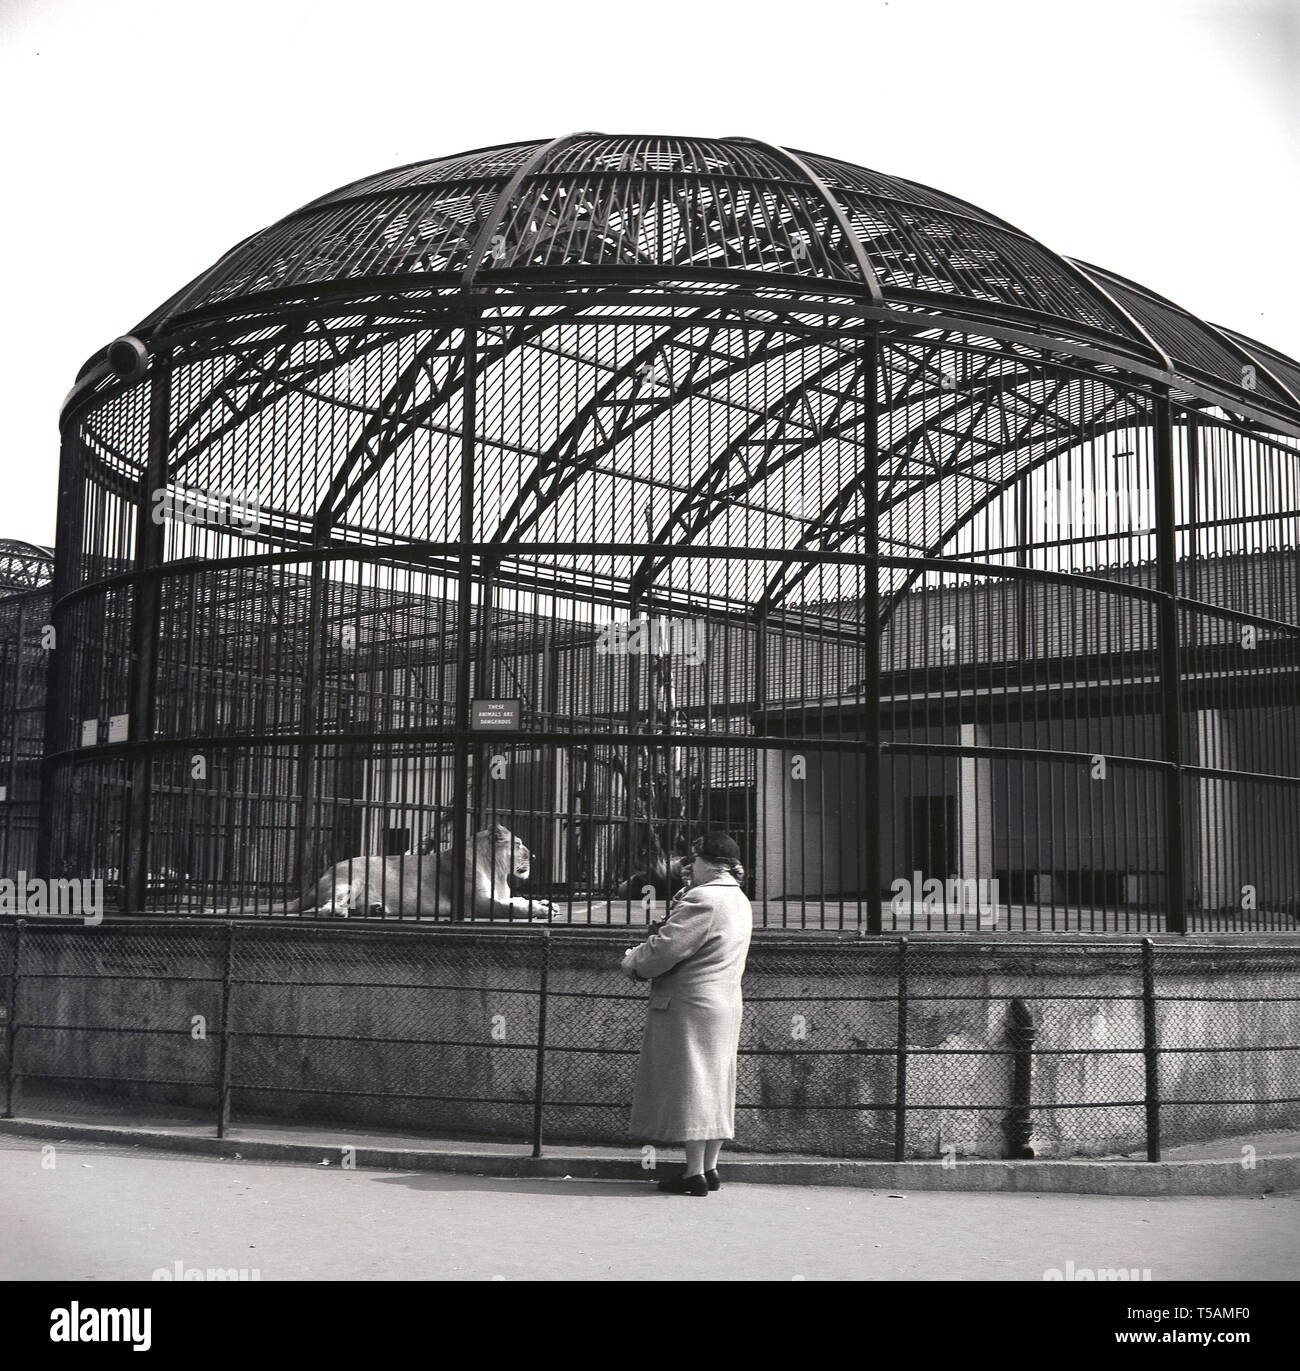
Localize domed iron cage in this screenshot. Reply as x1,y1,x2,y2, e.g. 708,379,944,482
41,135,1300,932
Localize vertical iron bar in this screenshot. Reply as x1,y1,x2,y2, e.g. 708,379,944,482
294,559,326,895
1154,393,1187,934
124,349,172,913
1015,471,1030,653
1140,937,1161,1161
215,921,235,1137
531,929,551,1158
5,596,26,851
893,934,908,1161
451,313,479,919
754,617,768,925
1186,418,1200,603
626,587,642,917
862,330,883,934
2,919,23,1118
472,565,497,827
39,400,89,880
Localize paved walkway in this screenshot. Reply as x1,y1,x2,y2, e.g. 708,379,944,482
10,1103,1300,1163
2,1133,1296,1281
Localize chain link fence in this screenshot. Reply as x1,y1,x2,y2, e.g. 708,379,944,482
1,918,1297,1161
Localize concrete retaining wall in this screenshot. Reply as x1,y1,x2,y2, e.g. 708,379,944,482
3,921,1297,1159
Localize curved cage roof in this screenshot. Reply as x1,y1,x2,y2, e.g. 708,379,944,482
108,132,1300,423
63,135,1300,617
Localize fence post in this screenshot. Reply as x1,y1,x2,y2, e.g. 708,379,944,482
893,935,908,1161
530,929,550,1159
1141,937,1161,1161
215,922,236,1138
2,919,24,1118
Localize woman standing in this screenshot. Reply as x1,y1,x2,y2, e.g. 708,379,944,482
621,832,753,1196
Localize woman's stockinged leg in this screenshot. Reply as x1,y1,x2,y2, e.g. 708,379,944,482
684,1140,706,1177
703,1139,722,1171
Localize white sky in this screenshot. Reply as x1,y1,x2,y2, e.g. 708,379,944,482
1,0,1296,545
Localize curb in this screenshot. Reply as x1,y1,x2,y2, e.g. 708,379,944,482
1,1118,1294,1195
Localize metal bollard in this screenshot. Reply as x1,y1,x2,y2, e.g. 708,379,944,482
1002,995,1036,1158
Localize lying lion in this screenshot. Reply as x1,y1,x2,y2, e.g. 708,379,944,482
283,824,557,920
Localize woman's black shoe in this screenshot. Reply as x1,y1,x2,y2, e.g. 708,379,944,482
704,1168,721,1191
658,1172,709,1196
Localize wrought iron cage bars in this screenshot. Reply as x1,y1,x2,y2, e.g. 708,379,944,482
39,134,1300,932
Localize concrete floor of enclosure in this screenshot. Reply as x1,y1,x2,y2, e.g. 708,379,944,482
189,900,1296,933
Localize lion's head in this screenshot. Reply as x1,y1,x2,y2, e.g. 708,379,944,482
417,824,534,887
487,823,532,881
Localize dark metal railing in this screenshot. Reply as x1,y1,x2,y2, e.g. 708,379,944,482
3,917,1297,1164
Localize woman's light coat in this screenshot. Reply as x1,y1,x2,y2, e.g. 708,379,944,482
621,872,753,1142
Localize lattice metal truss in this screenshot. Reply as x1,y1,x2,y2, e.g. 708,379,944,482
0,541,54,596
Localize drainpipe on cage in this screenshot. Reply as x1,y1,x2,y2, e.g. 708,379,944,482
1002,996,1036,1158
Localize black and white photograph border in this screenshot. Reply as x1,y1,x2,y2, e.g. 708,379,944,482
0,0,1296,1331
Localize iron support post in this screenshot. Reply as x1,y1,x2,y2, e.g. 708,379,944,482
862,329,883,934
124,350,172,913
1154,393,1187,934
451,313,480,919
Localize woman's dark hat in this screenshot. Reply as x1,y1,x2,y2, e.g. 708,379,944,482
694,832,741,864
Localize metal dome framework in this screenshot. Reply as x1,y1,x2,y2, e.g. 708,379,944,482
0,540,54,596
46,134,1300,930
